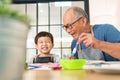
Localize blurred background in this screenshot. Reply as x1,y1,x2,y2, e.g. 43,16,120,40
11,0,120,63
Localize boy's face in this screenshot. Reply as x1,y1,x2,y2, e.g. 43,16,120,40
35,36,54,54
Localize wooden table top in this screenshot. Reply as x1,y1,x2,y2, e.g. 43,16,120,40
22,69,120,80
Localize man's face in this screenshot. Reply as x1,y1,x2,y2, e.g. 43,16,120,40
63,10,85,39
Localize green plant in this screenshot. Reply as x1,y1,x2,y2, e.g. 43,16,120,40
0,0,30,25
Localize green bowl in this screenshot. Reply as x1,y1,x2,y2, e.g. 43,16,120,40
60,59,86,70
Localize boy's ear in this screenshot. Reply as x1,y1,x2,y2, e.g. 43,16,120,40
35,44,38,49
52,43,54,48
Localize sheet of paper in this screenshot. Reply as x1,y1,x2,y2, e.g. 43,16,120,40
84,61,120,74
28,63,61,70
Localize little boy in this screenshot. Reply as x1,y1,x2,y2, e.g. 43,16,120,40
33,31,59,63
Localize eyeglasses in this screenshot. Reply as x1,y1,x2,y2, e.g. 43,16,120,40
63,17,82,30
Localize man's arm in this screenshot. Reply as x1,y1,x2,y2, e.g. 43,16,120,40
93,39,120,59
78,33,120,59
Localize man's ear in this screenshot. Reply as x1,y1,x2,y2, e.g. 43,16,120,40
80,17,87,26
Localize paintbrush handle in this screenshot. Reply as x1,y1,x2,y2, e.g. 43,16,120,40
71,44,78,56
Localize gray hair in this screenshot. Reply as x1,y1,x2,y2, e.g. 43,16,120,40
67,7,89,22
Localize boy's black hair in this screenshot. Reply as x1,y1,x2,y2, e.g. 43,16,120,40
34,31,54,44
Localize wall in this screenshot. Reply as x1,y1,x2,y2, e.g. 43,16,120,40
89,0,120,30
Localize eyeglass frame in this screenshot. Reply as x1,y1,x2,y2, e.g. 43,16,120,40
63,17,83,30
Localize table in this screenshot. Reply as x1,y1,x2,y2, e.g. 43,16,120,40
22,69,120,80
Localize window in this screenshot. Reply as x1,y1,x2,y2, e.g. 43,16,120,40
11,0,89,63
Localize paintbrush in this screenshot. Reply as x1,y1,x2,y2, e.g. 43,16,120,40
71,43,78,56
71,40,82,57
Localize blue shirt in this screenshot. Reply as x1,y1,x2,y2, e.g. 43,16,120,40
71,24,120,61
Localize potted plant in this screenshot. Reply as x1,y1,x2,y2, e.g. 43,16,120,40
0,0,30,80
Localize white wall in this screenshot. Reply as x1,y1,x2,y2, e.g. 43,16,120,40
89,0,120,30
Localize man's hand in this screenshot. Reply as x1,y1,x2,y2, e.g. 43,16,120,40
77,33,100,48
